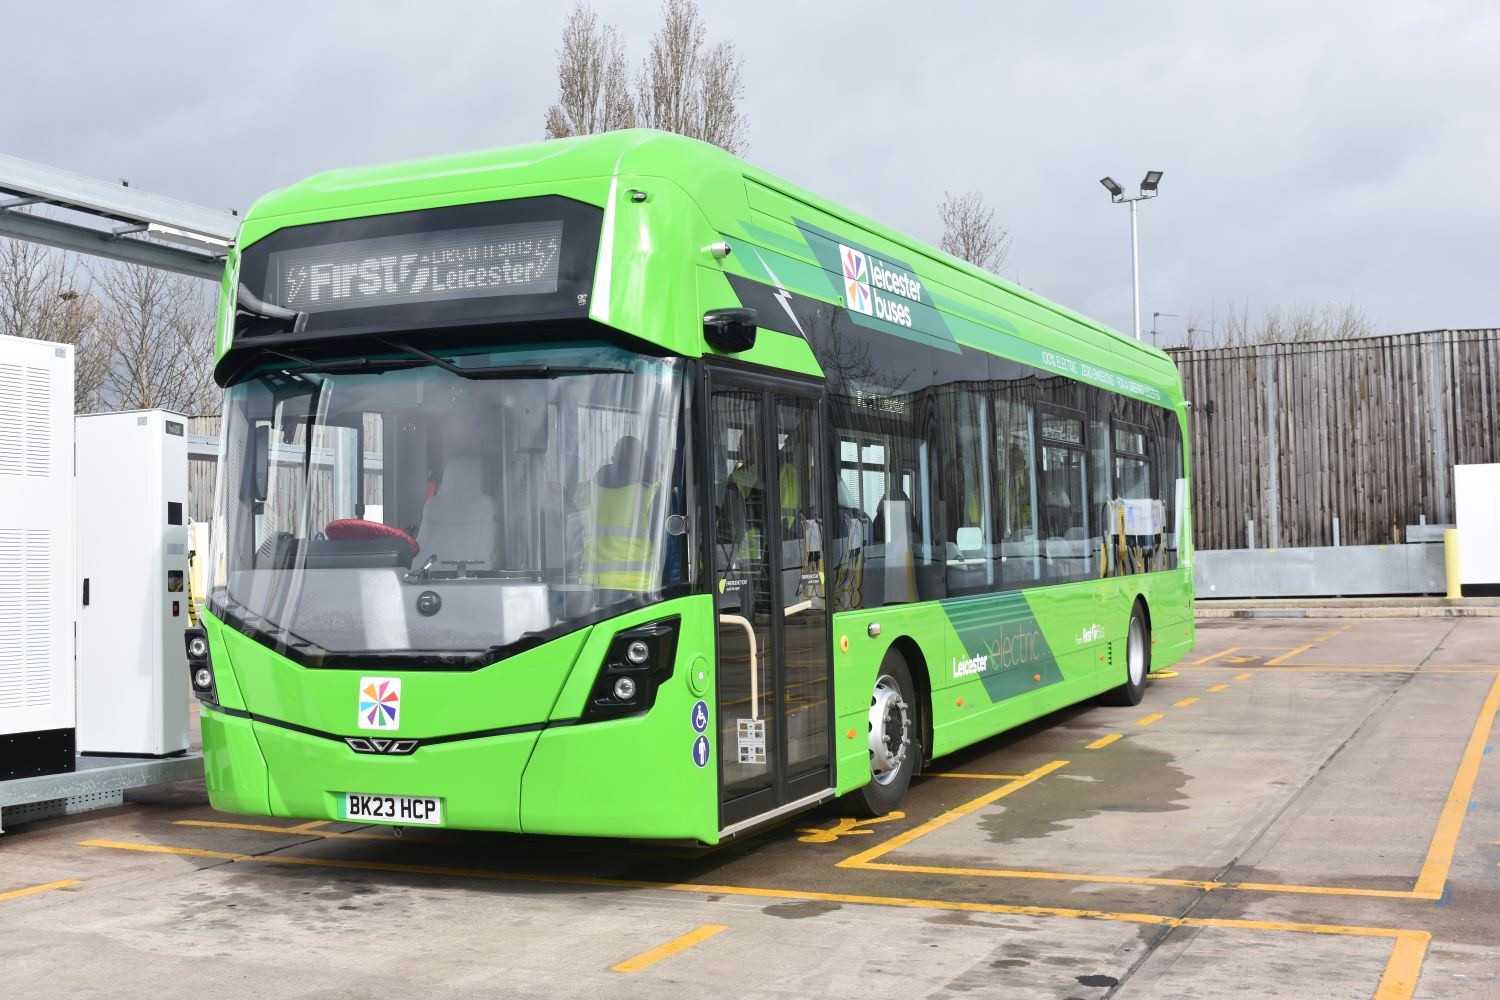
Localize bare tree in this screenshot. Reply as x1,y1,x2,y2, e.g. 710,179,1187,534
938,190,1010,275
1218,300,1373,347
0,232,109,411
544,3,636,139
636,0,747,153
1179,306,1210,351
0,232,86,342
96,262,219,414
52,286,110,413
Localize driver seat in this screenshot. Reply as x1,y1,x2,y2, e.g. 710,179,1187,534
414,456,498,572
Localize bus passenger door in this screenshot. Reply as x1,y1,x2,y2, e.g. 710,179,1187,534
708,374,833,831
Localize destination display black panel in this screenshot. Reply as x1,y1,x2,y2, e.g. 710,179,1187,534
267,219,565,313
230,195,602,355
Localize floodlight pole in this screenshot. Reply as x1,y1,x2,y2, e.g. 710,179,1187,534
1129,199,1141,342
1099,172,1162,342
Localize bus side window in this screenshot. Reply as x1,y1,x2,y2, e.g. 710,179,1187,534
938,385,996,593
996,396,1040,588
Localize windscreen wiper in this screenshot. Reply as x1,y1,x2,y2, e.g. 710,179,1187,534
262,349,425,376
379,339,629,379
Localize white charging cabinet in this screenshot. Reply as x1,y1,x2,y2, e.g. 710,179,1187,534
1454,464,1500,590
0,335,77,779
76,409,190,757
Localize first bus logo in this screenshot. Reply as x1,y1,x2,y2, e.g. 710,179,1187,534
358,677,401,730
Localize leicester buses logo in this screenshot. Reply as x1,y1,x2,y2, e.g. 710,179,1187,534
358,677,401,730
839,244,873,316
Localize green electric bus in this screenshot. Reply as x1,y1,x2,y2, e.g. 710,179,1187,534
191,129,1193,843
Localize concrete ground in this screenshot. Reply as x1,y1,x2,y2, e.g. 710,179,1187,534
2,616,1498,998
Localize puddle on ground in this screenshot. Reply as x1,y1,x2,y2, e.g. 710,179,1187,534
924,910,1039,933
762,900,841,919
976,739,1190,844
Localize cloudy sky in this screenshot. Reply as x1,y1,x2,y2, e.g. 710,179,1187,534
4,1,1496,343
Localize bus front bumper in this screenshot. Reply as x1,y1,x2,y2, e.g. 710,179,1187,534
201,704,719,843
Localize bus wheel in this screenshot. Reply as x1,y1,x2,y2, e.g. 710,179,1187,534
1102,603,1150,706
853,651,919,817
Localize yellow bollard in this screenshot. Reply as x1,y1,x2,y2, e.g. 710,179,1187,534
1444,528,1462,600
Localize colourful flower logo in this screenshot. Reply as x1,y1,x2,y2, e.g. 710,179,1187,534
840,244,873,315
358,677,401,730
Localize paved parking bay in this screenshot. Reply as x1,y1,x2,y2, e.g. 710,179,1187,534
3,616,1498,998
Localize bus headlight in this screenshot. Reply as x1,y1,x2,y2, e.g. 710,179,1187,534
184,627,219,705
582,617,681,723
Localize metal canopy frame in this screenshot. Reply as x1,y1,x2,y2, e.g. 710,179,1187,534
0,152,238,281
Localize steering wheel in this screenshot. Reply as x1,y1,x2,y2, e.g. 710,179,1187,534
324,519,420,557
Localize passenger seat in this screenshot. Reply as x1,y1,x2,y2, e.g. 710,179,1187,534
414,456,498,572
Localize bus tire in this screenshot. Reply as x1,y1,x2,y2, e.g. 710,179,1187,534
1101,602,1150,706
852,650,920,817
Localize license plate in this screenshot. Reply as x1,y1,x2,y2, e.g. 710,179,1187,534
341,792,443,826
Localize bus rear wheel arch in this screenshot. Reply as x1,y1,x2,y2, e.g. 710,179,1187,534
852,645,924,817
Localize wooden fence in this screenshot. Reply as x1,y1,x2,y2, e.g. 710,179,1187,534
1168,328,1500,550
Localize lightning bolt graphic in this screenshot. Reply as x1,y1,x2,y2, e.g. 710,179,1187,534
754,250,806,339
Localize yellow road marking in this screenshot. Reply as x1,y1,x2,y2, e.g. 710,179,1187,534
1376,931,1431,1000
1173,697,1199,708
796,812,904,844
76,838,1430,1000
1207,683,1229,692
0,879,79,902
1412,672,1500,897
1148,670,1178,678
1135,713,1165,726
851,859,1423,899
836,760,1067,869
1266,642,1317,666
929,772,1025,780
1267,620,1365,666
1287,663,1500,671
1234,673,1253,681
1190,646,1239,665
286,820,330,832
1182,665,1500,674
1086,734,1122,750
172,819,709,859
612,924,727,973
176,819,399,841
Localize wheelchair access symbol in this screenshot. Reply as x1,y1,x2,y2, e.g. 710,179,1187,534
691,700,709,734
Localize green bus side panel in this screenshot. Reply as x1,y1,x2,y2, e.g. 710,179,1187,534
200,710,271,815
524,594,718,842
829,572,1195,792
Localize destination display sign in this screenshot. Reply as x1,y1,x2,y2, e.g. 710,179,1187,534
266,219,564,313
